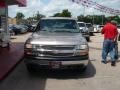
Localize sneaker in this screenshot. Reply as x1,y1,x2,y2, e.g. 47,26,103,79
101,60,107,64
111,61,116,66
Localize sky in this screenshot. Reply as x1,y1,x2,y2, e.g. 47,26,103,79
8,0,120,18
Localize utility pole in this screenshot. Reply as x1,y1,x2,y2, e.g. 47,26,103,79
93,12,94,25
83,6,85,22
83,6,85,16
102,15,104,25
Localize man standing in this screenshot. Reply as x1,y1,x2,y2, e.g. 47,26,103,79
101,20,118,66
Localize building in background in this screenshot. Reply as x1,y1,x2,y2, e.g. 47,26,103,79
0,0,26,48
8,17,17,25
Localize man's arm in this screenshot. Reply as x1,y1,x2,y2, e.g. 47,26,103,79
114,27,118,42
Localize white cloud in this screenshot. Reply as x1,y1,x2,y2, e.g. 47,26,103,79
8,0,45,18
8,0,120,18
41,0,84,17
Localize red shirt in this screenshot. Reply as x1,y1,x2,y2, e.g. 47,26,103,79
101,23,118,40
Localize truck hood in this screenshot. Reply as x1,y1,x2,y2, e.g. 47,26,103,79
30,32,87,45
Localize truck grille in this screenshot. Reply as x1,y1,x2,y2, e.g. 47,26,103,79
36,45,75,50
34,45,75,57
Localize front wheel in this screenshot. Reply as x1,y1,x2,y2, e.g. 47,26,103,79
82,66,87,71
26,64,36,73
86,37,90,42
7,43,10,50
90,32,94,36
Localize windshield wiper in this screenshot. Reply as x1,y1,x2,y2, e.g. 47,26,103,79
53,29,73,33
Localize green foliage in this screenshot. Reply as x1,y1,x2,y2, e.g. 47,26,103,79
15,12,25,20
107,16,120,24
77,14,120,25
15,12,25,24
53,13,61,17
15,10,120,25
61,9,72,17
34,11,45,21
53,9,72,17
26,11,45,24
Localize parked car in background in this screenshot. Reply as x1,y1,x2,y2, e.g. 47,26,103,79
93,25,99,33
9,24,15,36
31,24,37,32
9,25,20,35
117,25,120,41
19,25,28,33
25,24,33,32
85,23,94,35
10,25,27,35
117,25,120,32
24,17,89,72
93,25,104,33
77,22,90,41
98,25,104,32
9,27,15,36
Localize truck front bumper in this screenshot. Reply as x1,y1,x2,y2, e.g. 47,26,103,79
24,55,89,69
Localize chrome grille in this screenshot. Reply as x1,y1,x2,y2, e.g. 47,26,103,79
36,45,75,50
34,45,75,57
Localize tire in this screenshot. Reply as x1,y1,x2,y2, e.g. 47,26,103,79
86,37,90,42
76,65,87,73
82,66,87,71
7,43,10,50
89,32,94,36
14,32,18,35
26,64,36,73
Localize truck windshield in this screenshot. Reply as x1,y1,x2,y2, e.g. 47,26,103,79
39,19,80,33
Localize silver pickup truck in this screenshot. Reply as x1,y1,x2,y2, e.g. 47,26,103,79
24,17,89,72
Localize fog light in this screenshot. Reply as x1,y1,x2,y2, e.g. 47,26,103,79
25,44,32,49
26,52,32,55
75,50,88,56
80,52,88,55
24,50,32,55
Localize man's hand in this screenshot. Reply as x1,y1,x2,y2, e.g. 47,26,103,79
114,37,117,42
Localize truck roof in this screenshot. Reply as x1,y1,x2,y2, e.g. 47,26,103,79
41,17,77,20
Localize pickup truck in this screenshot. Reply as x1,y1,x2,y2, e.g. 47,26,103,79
24,17,89,72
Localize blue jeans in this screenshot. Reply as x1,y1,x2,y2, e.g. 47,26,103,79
102,39,115,61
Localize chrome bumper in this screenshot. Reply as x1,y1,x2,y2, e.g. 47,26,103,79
62,60,89,66
24,57,89,67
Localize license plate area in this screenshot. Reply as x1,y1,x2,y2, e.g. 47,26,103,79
49,61,61,69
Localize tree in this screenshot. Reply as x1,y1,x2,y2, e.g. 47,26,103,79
53,13,61,17
15,12,25,24
114,16,120,24
26,12,45,24
34,11,45,21
77,15,84,22
53,9,72,17
60,9,72,17
15,12,25,20
77,14,109,25
106,15,120,24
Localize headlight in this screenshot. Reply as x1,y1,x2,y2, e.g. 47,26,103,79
75,45,89,56
76,45,88,50
79,29,83,33
25,44,33,49
86,28,89,31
